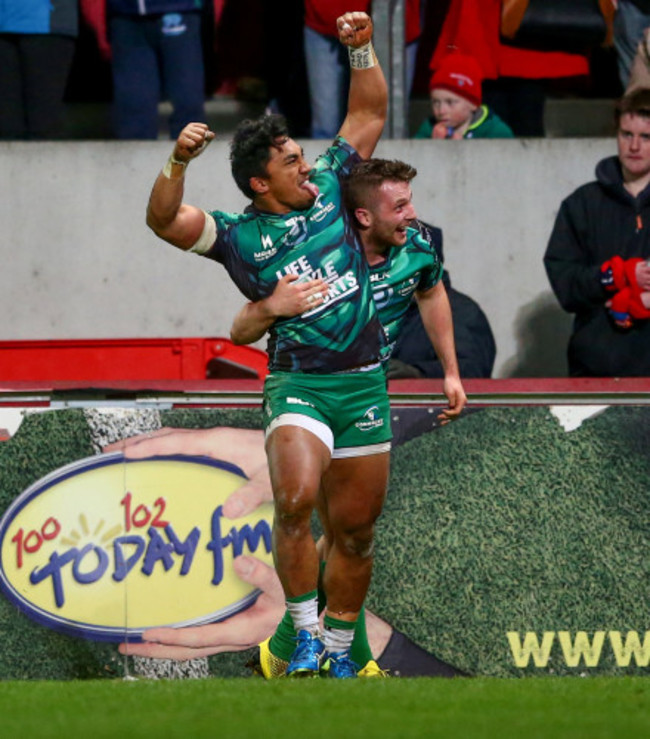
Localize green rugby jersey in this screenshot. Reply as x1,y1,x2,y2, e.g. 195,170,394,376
370,221,443,358
202,138,386,373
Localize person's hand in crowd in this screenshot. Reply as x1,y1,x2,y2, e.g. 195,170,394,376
432,122,463,140
635,259,650,291
432,123,450,139
104,426,272,519
118,556,285,659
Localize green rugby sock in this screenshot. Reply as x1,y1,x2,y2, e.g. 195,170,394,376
349,605,373,667
268,610,296,662
320,560,373,665
269,590,318,661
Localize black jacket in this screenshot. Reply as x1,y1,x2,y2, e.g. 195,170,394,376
544,155,650,377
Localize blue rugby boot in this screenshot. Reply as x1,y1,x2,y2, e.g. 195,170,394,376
321,650,359,679
286,630,325,677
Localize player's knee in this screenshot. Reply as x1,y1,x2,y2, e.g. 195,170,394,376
339,527,375,559
274,487,316,530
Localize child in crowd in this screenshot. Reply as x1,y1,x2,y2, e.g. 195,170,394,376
414,52,514,140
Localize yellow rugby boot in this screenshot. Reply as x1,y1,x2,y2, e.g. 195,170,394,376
257,637,289,679
357,660,389,678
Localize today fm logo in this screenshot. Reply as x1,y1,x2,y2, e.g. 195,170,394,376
0,454,274,641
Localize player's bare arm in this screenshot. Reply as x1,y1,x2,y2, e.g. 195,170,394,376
146,122,216,250
231,274,328,345
336,12,388,160
416,283,467,421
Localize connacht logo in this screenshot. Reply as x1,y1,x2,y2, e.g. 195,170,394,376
283,215,309,247
355,406,384,432
0,454,274,641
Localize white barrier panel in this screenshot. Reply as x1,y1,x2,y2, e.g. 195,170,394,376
0,139,616,377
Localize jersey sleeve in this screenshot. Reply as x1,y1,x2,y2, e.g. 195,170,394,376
195,209,266,303
413,223,443,292
312,137,362,179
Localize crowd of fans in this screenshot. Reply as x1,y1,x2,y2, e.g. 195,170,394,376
2,1,650,378
0,0,631,142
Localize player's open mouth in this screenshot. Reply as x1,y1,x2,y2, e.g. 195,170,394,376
301,179,320,198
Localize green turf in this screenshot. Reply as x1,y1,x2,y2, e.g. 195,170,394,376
1,676,649,739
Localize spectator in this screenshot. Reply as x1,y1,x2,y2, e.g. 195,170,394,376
262,0,311,138
544,90,650,377
389,223,496,380
613,0,650,89
0,0,79,139
429,0,590,137
623,14,650,96
304,0,421,139
85,0,207,139
414,51,513,139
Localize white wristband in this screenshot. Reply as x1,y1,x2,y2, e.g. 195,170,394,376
162,153,188,179
348,41,377,70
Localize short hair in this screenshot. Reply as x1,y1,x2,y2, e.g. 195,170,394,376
615,89,650,127
230,114,290,199
343,159,418,219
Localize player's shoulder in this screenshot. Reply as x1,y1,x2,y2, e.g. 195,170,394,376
312,136,361,177
208,207,278,260
207,208,257,228
406,221,440,258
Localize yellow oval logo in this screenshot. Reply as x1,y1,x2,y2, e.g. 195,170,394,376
0,453,274,641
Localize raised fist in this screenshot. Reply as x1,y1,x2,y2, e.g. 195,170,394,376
337,12,373,48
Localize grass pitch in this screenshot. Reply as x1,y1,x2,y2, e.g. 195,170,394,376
1,676,649,739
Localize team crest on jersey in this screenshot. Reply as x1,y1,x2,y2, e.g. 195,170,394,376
282,216,309,248
355,406,384,432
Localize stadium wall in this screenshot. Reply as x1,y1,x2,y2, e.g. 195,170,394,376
0,138,615,378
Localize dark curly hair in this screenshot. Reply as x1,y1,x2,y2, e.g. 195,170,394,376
343,159,417,224
230,114,290,199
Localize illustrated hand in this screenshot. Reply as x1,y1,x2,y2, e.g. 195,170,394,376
438,376,467,425
118,556,285,660
172,122,215,164
365,609,394,660
103,426,272,519
337,12,373,47
269,274,328,317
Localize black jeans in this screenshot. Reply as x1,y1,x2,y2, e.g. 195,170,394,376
0,33,76,140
